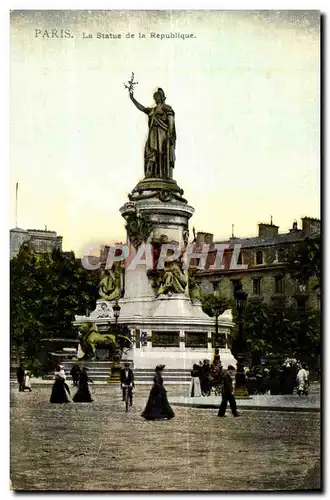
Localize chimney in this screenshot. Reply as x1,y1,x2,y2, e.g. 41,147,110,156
289,219,302,233
258,223,279,239
196,232,214,246
301,217,320,237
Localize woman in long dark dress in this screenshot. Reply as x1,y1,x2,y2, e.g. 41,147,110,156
50,365,71,403
141,365,175,420
73,367,94,403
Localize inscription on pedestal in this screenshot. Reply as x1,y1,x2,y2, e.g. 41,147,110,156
151,331,180,347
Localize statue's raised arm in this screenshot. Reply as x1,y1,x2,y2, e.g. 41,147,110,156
125,73,176,180
129,90,149,114
124,72,147,113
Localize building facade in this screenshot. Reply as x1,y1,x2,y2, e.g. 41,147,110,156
10,227,63,258
194,217,320,311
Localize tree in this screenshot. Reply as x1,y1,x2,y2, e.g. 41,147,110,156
10,245,100,364
10,243,44,361
239,300,320,371
237,300,271,365
35,248,99,340
285,235,321,285
201,293,232,318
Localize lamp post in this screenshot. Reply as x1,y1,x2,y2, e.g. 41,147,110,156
212,304,223,366
110,300,122,382
112,300,121,326
233,285,248,396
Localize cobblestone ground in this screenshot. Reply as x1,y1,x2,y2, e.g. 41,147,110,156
10,385,320,491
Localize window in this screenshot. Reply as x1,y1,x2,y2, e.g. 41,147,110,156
253,278,261,295
274,276,284,294
256,250,263,265
212,281,220,293
237,252,242,265
277,248,285,262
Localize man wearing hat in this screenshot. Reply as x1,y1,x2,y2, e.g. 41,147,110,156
120,362,134,406
218,365,240,417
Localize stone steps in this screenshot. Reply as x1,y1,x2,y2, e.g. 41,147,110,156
12,361,192,384
40,367,191,384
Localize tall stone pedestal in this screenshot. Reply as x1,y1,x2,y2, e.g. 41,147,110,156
118,178,236,369
74,177,236,371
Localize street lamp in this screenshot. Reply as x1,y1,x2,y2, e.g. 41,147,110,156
112,300,121,325
214,304,223,346
233,285,248,396
212,303,224,366
110,299,122,382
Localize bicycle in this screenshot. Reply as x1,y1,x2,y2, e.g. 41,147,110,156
122,384,133,412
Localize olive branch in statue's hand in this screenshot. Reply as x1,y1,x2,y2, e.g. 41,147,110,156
124,72,138,96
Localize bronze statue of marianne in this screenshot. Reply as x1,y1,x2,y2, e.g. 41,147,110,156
127,85,176,179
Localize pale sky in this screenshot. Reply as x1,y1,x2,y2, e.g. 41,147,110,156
10,10,320,256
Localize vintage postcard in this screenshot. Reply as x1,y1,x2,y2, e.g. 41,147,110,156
10,10,320,492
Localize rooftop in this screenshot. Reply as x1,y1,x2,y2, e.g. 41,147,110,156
215,231,307,249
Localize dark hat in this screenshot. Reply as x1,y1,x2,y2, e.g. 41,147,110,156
124,362,130,367
155,364,165,371
227,365,235,371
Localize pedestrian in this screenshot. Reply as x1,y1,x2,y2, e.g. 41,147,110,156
120,362,134,406
16,365,25,392
50,365,71,403
73,367,94,402
190,363,202,397
218,365,240,417
200,359,211,396
297,365,309,395
280,362,296,395
23,370,32,392
70,364,81,386
141,365,175,420
197,360,203,388
268,365,281,395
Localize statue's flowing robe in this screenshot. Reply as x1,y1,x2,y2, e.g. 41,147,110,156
143,103,176,178
158,261,186,294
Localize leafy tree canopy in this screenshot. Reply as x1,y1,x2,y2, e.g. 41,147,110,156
11,244,100,362
285,235,321,285
201,293,232,318
239,300,320,370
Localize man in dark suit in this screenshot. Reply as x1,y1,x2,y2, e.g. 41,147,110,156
120,362,134,406
218,365,240,417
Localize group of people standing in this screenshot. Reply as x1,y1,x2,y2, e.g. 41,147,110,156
248,361,310,395
190,359,223,397
50,364,94,403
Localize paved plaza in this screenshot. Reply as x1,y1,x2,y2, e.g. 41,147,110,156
10,384,320,491
171,393,320,412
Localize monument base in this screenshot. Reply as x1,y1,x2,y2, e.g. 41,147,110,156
74,297,237,371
